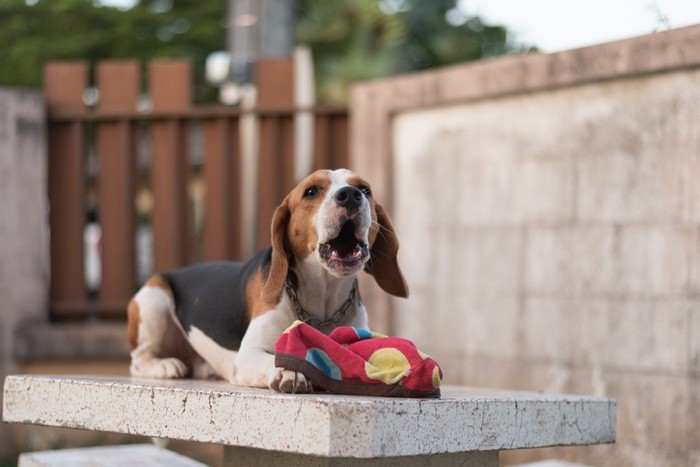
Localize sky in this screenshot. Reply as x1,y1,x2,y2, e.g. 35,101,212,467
457,0,700,52
100,0,700,53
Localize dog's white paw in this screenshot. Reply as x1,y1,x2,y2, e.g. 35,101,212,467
267,368,310,393
131,357,188,379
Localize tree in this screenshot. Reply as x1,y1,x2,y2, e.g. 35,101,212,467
296,0,530,102
0,0,526,103
0,0,224,99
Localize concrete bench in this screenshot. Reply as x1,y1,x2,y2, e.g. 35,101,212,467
3,375,616,466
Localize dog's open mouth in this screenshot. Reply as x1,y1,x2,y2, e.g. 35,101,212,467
318,221,368,271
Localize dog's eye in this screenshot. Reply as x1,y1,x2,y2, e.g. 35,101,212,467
358,185,372,197
303,186,319,198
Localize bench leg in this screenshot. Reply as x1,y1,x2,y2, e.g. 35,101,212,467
223,446,498,466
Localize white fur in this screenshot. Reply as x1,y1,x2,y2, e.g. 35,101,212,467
130,286,188,379
187,327,239,383
235,307,295,388
131,169,373,393
234,169,372,392
314,169,372,247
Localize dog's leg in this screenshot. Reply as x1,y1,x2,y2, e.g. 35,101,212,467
128,281,189,379
184,326,238,381
191,356,221,380
234,310,310,393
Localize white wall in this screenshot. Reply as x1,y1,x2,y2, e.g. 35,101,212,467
388,68,699,466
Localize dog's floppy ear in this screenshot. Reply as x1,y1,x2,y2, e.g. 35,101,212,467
262,197,290,303
365,203,409,298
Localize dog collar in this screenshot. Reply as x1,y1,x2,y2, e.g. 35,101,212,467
284,278,357,333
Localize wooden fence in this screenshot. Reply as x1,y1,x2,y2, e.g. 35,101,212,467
45,59,349,320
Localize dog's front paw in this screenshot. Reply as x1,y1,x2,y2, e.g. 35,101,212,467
131,357,188,379
268,368,310,393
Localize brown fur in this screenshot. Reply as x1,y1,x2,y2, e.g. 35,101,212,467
262,170,408,301
365,203,409,298
347,175,409,298
262,171,330,302
127,275,172,350
127,299,140,351
247,269,275,319
262,198,292,303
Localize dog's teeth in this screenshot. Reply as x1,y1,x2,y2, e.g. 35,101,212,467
330,251,338,260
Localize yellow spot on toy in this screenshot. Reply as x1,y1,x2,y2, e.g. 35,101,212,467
365,348,411,384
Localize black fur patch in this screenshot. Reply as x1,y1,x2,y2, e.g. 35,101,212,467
161,248,272,351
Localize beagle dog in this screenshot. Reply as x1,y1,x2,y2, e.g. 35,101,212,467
127,169,408,393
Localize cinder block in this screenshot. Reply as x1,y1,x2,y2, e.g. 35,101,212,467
394,288,469,355
447,228,522,296
690,303,700,373
525,226,691,298
609,444,692,467
604,370,689,451
524,227,576,295
459,355,580,396
394,222,452,291
577,151,686,223
520,298,575,362
690,376,700,452
615,225,689,297
690,227,700,296
689,156,700,223
572,299,689,373
425,349,466,386
513,158,575,223
463,295,520,359
454,159,518,226
524,227,616,296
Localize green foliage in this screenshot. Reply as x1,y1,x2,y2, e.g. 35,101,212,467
0,0,225,96
0,0,526,103
297,0,529,102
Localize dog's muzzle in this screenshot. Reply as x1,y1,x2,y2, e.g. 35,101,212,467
318,220,369,274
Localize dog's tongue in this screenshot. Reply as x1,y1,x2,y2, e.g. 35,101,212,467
330,245,363,260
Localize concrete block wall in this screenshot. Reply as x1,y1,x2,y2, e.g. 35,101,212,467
0,88,49,457
352,26,700,467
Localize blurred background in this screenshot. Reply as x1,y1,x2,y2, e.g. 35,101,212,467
0,0,698,466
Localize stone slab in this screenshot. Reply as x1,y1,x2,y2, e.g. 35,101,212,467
3,375,616,459
18,444,206,467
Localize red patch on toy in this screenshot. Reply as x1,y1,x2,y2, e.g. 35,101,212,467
274,321,442,398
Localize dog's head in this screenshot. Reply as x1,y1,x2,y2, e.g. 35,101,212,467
262,169,408,302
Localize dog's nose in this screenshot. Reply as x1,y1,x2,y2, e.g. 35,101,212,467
334,186,363,211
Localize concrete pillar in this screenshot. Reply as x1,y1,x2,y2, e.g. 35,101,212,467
0,88,48,457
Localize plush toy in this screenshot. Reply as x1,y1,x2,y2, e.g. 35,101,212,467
274,321,442,398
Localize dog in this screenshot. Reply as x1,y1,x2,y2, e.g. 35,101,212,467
127,168,408,393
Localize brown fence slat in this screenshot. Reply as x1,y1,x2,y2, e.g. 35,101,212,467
330,115,349,169
313,115,331,170
256,117,279,249
203,117,242,261
313,112,350,171
43,58,350,322
149,60,192,272
313,114,329,171
256,58,295,110
256,115,296,250
96,61,139,303
45,62,87,305
255,58,295,249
